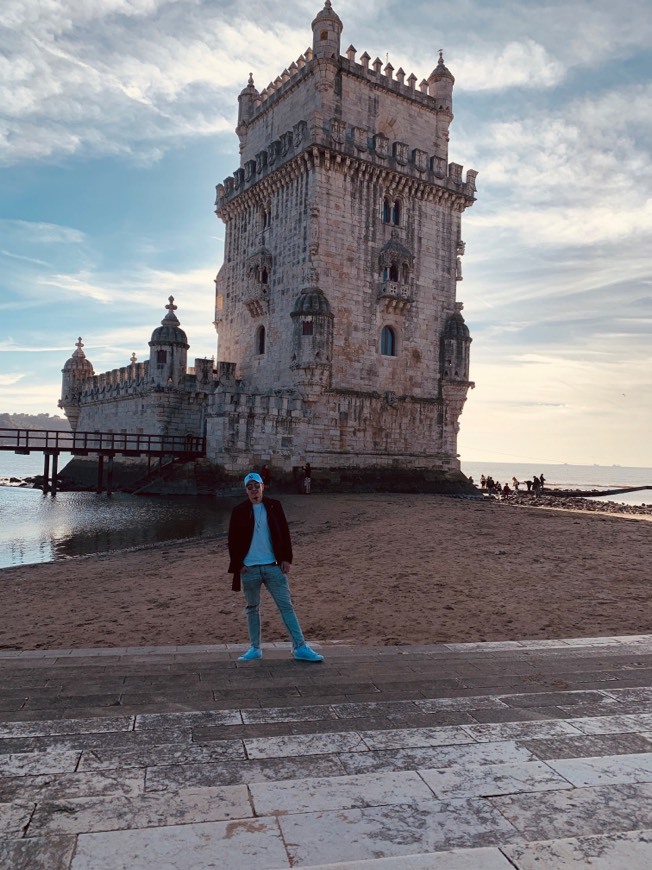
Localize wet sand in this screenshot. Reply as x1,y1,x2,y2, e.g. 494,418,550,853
1,493,650,650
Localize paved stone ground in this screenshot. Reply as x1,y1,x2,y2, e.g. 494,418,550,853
1,635,652,869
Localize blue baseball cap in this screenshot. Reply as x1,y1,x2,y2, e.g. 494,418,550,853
244,472,263,486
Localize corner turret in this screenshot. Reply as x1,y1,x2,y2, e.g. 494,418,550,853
311,0,343,59
290,267,334,394
148,296,189,387
428,50,455,112
441,303,471,382
237,73,259,148
59,337,94,431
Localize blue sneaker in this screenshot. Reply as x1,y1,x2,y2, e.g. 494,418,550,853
293,644,324,663
238,647,262,662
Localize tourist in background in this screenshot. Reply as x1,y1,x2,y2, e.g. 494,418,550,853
303,462,312,494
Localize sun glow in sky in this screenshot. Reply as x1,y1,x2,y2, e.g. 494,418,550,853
1,0,651,466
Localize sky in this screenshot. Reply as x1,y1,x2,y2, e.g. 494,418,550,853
1,0,651,467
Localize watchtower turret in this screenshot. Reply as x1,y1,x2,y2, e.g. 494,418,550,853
441,303,471,383
148,296,189,387
59,337,94,431
236,73,259,150
428,50,455,112
311,0,342,59
290,267,334,395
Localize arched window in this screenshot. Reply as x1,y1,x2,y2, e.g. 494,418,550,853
389,262,399,282
392,200,401,225
157,350,167,365
380,326,396,356
256,325,266,355
261,268,268,285
382,198,391,224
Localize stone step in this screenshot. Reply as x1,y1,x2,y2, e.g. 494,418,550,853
1,639,652,724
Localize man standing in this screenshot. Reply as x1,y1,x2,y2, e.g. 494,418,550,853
228,472,324,663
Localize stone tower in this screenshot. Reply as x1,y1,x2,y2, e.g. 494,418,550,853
211,1,477,486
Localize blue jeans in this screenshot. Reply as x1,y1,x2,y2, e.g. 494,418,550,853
241,564,305,650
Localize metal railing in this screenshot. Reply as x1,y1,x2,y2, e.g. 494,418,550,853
0,428,206,457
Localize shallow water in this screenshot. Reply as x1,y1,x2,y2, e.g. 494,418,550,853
0,487,231,570
2,453,652,569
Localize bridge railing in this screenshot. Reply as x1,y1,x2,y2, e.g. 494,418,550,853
0,428,206,456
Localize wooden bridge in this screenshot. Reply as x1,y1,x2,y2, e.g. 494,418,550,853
0,429,206,494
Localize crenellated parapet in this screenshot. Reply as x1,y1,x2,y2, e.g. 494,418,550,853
81,362,150,401
239,40,456,127
216,118,477,217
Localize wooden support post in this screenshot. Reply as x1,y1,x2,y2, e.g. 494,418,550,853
97,455,104,494
51,453,59,495
42,453,50,493
106,455,114,496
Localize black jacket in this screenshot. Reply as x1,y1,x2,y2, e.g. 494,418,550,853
228,497,293,591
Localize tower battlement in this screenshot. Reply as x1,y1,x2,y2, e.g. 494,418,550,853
244,45,453,120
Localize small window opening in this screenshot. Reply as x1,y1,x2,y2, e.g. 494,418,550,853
302,321,314,336
389,263,399,282
157,350,167,365
256,325,266,355
380,326,397,357
261,268,268,285
392,200,401,225
320,30,328,40
382,198,391,224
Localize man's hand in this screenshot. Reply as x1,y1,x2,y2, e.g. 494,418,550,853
281,561,291,574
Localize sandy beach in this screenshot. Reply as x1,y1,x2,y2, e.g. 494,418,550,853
1,493,650,650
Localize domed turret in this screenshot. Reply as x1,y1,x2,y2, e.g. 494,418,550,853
441,304,471,381
443,310,470,339
312,0,343,59
148,296,189,387
291,268,334,386
292,287,333,317
62,337,94,376
237,72,259,128
428,50,455,111
59,338,94,431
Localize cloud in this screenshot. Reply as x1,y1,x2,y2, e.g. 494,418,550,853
0,342,75,353
0,1,313,166
455,40,564,91
0,373,25,385
0,220,85,245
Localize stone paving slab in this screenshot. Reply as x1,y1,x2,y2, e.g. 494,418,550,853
1,635,652,868
0,834,76,870
304,849,516,869
501,829,652,869
276,799,521,865
70,817,289,870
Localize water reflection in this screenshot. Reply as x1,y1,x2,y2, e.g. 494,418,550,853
0,489,232,570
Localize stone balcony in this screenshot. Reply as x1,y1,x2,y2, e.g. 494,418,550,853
377,280,414,313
